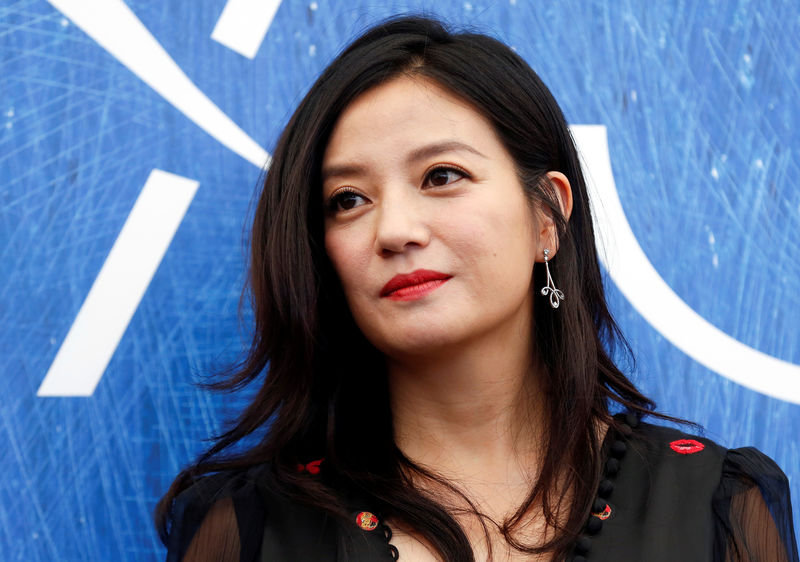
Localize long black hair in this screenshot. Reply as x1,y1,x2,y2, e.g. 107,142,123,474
157,15,665,560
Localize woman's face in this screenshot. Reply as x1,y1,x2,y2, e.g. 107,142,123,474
322,76,545,360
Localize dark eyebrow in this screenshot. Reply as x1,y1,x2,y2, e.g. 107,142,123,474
406,140,487,164
321,140,487,184
321,163,368,185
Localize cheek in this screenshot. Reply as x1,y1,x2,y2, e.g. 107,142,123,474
324,227,371,291
444,201,538,271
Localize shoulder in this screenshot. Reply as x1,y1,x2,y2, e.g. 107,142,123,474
601,421,724,542
595,420,798,559
167,462,369,562
630,421,788,486
166,465,273,562
627,421,728,479
171,464,273,526
622,420,793,528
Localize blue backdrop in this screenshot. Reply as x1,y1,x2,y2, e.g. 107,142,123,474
2,0,798,559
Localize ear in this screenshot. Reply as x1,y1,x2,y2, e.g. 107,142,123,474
536,171,573,261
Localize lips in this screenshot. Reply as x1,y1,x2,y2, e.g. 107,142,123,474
380,269,452,300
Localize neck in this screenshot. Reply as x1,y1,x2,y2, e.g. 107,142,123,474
388,317,546,485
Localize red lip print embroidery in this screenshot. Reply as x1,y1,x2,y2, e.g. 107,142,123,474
356,511,379,531
592,503,612,520
669,439,705,454
295,458,324,474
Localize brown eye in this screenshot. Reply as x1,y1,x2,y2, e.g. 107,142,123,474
329,189,367,213
425,166,467,187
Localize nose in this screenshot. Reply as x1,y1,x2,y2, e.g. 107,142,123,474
374,191,431,256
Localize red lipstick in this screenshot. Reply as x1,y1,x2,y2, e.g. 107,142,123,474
380,269,452,301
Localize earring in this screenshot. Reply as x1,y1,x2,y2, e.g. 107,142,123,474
540,248,564,309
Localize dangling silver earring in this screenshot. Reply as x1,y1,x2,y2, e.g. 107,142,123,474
540,248,564,309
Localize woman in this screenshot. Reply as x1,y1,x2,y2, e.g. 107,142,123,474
156,16,798,562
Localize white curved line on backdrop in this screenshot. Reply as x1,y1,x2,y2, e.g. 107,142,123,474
47,0,269,168
571,125,800,404
42,3,799,402
211,0,283,59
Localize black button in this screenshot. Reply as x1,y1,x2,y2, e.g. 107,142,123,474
625,412,640,428
605,457,620,476
610,440,627,458
598,479,614,498
575,535,592,553
592,497,606,513
586,516,603,535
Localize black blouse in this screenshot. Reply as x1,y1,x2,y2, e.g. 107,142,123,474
165,419,798,561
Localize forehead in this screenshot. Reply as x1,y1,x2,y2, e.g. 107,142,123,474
322,75,502,169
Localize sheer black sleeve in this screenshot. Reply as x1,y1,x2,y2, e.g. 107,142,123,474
712,447,799,562
164,471,266,562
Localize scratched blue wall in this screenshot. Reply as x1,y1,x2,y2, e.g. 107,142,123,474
1,1,798,559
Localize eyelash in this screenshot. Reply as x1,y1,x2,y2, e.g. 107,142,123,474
326,164,471,213
326,187,364,213
423,164,470,187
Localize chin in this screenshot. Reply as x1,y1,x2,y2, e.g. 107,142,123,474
369,326,465,361
351,304,484,359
